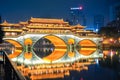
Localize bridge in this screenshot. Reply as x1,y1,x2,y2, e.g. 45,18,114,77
2,33,102,65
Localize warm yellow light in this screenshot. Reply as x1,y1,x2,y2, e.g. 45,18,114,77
109,38,114,42
24,38,32,45
68,38,74,44
68,52,74,58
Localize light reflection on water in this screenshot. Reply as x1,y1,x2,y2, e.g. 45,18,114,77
42,48,120,80
47,64,118,80
0,40,120,80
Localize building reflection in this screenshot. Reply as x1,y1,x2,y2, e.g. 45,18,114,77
17,61,90,80
0,41,15,55
33,38,55,58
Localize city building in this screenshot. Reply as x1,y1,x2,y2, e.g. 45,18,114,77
69,6,86,26
109,2,120,21
94,15,104,32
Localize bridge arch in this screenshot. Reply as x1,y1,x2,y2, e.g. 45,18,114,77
33,35,67,62
3,39,23,58
78,39,97,56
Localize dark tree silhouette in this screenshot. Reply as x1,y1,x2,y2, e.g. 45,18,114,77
98,27,118,37
0,16,4,43
0,27,4,43
98,19,120,38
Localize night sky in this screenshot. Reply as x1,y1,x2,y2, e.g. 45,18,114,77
0,0,120,28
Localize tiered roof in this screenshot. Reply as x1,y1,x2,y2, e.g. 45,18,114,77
0,20,13,26
0,17,97,36
74,24,85,29
0,20,20,27
19,21,28,25
29,17,68,24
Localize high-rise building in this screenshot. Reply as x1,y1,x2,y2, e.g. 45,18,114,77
69,6,86,26
109,2,120,21
94,15,104,32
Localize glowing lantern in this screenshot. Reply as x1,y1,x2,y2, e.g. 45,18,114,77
68,52,74,58
24,38,32,45
68,38,74,44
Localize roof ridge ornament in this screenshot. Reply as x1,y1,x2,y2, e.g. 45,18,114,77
3,20,8,24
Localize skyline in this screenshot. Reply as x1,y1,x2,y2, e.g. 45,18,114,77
0,0,120,29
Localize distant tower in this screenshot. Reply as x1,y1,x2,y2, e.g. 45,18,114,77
114,5,120,20
94,15,104,32
70,6,86,26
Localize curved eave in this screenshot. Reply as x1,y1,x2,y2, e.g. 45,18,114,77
75,26,84,29
27,26,71,29
3,29,22,32
0,24,21,27
76,30,93,33
0,24,13,27
22,27,28,30
29,21,67,24
19,21,28,25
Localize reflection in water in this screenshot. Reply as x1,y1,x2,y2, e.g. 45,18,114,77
0,39,119,80
1,40,118,80
95,58,99,65
0,39,107,80
100,48,120,80
0,41,15,55
78,39,97,56
33,38,55,58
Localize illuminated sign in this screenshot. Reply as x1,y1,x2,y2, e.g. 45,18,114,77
70,6,83,10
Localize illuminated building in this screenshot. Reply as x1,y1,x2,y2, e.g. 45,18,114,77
0,17,102,65
0,17,103,79
70,6,86,26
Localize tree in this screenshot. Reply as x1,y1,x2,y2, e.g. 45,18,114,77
0,27,4,43
98,27,118,37
98,19,120,38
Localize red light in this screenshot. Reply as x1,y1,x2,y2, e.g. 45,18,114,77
79,6,83,10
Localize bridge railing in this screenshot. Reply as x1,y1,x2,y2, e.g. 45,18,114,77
0,51,26,80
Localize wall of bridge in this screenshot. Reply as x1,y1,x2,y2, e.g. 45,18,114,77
2,34,103,65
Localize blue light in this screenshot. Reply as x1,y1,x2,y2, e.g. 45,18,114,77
96,29,98,32
70,6,83,10
95,59,99,65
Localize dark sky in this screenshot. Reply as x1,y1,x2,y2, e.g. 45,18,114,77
0,0,120,28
